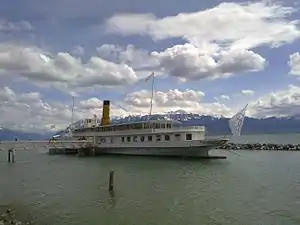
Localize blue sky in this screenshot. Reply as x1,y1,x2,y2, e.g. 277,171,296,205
1,0,300,131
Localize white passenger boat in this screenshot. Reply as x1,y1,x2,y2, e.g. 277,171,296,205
52,100,229,157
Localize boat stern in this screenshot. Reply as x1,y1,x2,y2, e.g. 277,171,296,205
204,138,230,149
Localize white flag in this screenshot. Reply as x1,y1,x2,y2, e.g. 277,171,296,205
229,104,248,137
145,72,154,82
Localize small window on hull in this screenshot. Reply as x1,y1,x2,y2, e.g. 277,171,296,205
133,136,137,142
186,134,192,140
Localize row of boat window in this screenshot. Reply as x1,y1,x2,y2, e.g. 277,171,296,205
120,133,192,142
74,122,173,133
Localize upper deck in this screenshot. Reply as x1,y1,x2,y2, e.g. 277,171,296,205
72,119,205,134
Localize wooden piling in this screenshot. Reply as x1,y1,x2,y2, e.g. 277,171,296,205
8,149,11,163
7,149,15,163
109,170,114,192
7,149,16,163
12,149,15,163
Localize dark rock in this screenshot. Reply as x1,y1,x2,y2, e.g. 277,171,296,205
0,213,6,220
0,208,26,225
218,143,300,151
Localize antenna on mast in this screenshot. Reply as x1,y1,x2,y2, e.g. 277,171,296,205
149,73,155,116
145,72,155,118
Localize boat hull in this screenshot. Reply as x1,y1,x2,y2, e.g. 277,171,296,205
92,139,228,157
48,138,229,158
94,146,211,157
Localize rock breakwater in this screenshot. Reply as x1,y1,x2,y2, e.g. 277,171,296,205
0,208,31,225
219,143,300,151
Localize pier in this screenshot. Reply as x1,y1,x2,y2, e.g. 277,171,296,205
0,140,90,150
47,140,93,155
0,140,94,160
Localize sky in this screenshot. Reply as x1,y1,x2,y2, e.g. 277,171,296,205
1,0,300,132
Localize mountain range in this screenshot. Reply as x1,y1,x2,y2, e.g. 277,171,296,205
1,111,300,140
0,128,52,141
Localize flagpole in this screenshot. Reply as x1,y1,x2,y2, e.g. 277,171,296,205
71,96,75,131
149,73,154,116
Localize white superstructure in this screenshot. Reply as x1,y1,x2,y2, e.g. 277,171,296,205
52,118,228,157
49,99,229,157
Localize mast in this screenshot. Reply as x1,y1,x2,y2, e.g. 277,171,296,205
145,72,155,120
149,73,155,116
71,96,75,131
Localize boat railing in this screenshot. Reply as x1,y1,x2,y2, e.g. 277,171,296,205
73,125,205,135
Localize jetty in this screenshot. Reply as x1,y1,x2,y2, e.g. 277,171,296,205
0,140,94,162
219,142,300,151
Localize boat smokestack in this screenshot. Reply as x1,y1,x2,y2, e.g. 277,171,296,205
101,100,110,126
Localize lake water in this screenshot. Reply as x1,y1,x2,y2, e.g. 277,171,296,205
1,134,300,224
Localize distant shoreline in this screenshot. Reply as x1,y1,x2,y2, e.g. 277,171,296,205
207,132,300,137
1,132,300,141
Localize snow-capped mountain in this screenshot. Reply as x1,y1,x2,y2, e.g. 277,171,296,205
111,113,300,135
2,113,300,140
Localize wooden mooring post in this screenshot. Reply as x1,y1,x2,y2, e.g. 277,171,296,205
7,149,15,163
108,170,115,192
7,149,11,163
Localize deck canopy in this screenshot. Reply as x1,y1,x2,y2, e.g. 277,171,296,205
73,119,182,132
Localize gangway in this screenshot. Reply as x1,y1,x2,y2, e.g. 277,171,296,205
0,140,92,152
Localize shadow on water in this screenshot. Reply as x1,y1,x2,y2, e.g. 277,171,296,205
54,154,232,172
63,153,228,161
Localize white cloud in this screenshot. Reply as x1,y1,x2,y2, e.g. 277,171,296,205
0,86,128,132
102,2,300,82
78,97,127,118
288,52,300,76
0,43,138,94
2,2,297,92
122,89,231,116
5,84,300,132
104,2,300,51
0,19,34,32
250,85,300,118
241,89,255,96
218,95,230,100
0,86,234,132
96,44,159,71
0,86,66,132
152,43,265,81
